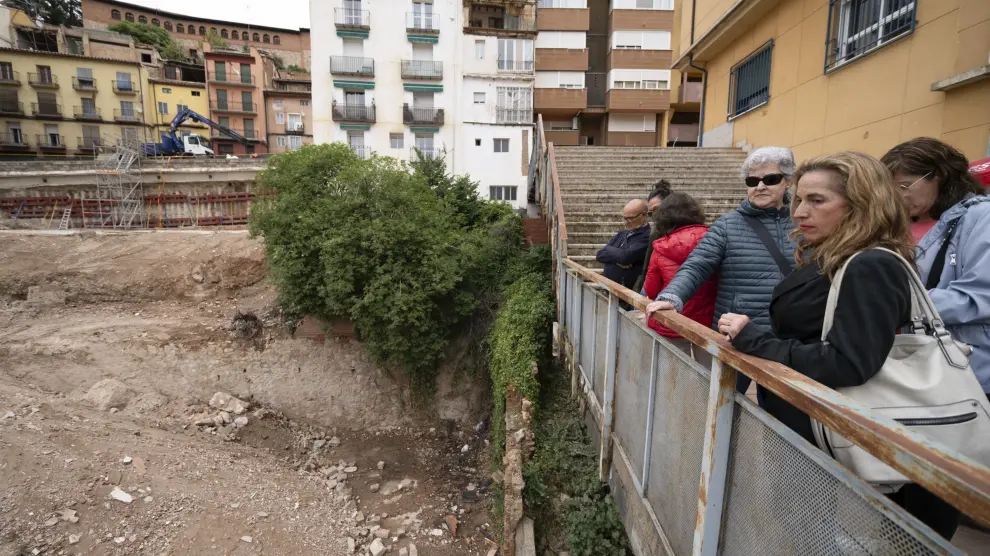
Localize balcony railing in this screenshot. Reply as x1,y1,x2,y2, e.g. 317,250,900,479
402,105,444,125
35,134,66,148
77,137,105,150
400,60,443,80
113,109,140,122
72,76,98,91
73,106,103,120
330,56,375,77
350,145,371,159
210,127,258,140
31,102,63,118
467,17,537,33
334,8,370,28
0,132,28,146
285,121,305,134
406,12,440,33
28,73,59,88
497,59,535,72
496,107,532,124
410,146,443,160
0,101,24,116
0,70,21,86
275,82,312,92
210,101,257,113
332,102,376,123
208,71,255,85
112,80,138,94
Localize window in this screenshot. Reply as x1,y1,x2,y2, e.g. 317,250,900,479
152,18,160,27
473,92,485,104
188,48,197,58
0,62,12,81
177,23,184,33
200,26,206,36
535,31,586,50
158,101,168,114
36,65,53,84
497,38,534,71
191,91,201,96
45,124,60,146
241,90,253,109
475,40,485,59
240,63,251,84
81,97,97,116
274,99,284,109
494,138,509,152
489,186,518,201
275,111,285,124
141,53,152,63
217,143,234,155
273,35,281,45
111,9,121,20
161,87,172,94
7,122,23,144
475,138,481,146
289,135,302,150
263,34,271,43
535,71,584,89
825,0,916,72
211,27,218,35
138,15,147,24
253,33,260,42
76,67,94,89
215,61,226,81
611,30,671,50
390,133,404,148
495,87,532,123
300,100,309,106
287,113,302,131
232,30,239,40
727,40,773,119
221,29,229,39
119,100,135,119
609,69,671,90
125,12,134,22
122,127,138,145
244,118,255,139
277,136,286,147
82,125,99,147
177,104,188,112
164,21,172,31
115,71,132,91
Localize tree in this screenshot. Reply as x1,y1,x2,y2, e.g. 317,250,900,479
4,0,81,27
107,21,184,61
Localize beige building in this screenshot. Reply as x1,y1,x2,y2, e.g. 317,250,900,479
675,0,990,162
262,59,312,153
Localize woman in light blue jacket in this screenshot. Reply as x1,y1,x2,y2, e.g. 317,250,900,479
883,138,990,398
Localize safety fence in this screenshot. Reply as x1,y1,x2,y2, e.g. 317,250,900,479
530,114,990,555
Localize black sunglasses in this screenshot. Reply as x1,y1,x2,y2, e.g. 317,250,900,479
745,173,786,188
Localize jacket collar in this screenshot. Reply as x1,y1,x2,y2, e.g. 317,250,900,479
917,194,990,252
737,197,791,219
772,259,823,299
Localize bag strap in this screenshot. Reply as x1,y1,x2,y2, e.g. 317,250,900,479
821,248,970,369
743,215,793,276
925,219,959,290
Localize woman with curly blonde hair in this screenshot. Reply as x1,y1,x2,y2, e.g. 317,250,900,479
717,151,959,539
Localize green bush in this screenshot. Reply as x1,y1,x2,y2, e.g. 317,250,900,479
108,21,184,61
250,143,523,389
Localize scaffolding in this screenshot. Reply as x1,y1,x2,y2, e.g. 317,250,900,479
86,139,145,228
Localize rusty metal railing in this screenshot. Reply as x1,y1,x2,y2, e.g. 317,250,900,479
529,114,990,555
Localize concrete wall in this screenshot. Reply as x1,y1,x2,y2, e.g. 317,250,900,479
692,0,990,161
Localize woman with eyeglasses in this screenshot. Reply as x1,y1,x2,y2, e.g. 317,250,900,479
645,147,797,393
882,137,990,399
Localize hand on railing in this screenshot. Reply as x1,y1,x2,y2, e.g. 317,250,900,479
643,300,674,327
717,313,750,342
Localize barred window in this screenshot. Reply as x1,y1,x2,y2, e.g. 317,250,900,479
825,0,916,72
489,186,518,201
728,40,773,119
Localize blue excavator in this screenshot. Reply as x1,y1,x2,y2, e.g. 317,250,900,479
142,107,250,156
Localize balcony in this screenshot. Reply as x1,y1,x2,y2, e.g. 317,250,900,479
285,121,305,134
497,59,534,73
113,109,141,123
35,134,66,150
274,82,313,93
72,76,98,92
112,80,139,94
536,5,590,31
496,107,532,124
402,105,444,126
28,73,59,88
400,60,443,80
332,102,376,123
406,12,440,33
535,48,588,71
667,122,699,144
0,132,29,148
77,137,106,151
534,88,587,114
211,127,259,140
466,14,537,35
0,101,24,116
210,101,257,114
208,71,255,85
606,88,670,112
30,102,63,119
330,56,375,77
334,8,370,29
606,49,672,72
410,147,443,160
678,79,703,104
350,145,372,159
0,70,21,86
73,106,103,121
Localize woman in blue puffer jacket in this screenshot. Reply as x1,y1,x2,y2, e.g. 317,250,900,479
883,137,990,399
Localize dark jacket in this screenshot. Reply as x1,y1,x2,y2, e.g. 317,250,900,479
731,250,911,444
656,198,796,328
596,223,651,290
633,227,662,294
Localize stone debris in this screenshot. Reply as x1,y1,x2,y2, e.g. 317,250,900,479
219,411,232,425
370,483,380,493
60,509,79,523
256,511,269,518
114,536,125,544
355,511,365,523
233,416,249,428
209,392,250,415
460,444,469,453
328,436,341,447
109,487,133,504
486,547,498,556
3,410,15,419
429,528,444,537
43,517,59,527
343,466,357,473
408,543,418,556
144,496,153,503
82,379,132,411
240,536,253,543
399,548,408,556
122,456,132,464
109,407,119,414
377,461,385,471
368,538,386,556
444,514,458,537
346,537,356,553
373,528,390,539
68,534,81,545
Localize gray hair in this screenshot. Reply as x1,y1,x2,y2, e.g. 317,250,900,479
741,146,796,180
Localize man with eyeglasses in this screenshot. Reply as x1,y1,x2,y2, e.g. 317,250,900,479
596,199,652,295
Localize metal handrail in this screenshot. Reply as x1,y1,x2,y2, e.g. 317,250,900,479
28,73,58,86
334,7,370,27
208,71,255,85
72,76,98,90
400,60,442,79
73,106,102,119
330,56,375,76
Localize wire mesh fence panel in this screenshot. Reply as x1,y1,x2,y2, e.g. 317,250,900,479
612,316,654,480
567,273,578,347
645,346,711,556
718,401,950,556
579,285,596,385
594,293,609,404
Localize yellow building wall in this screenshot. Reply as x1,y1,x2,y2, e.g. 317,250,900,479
0,50,148,151
699,0,990,162
143,81,210,141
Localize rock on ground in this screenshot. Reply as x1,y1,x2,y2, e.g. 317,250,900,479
81,378,132,411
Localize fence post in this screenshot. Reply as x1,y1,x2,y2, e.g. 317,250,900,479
640,339,660,495
599,293,620,481
572,278,583,396
692,358,737,556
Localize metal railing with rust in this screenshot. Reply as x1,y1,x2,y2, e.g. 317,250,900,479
531,113,990,555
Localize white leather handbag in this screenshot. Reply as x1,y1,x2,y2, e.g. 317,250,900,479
810,248,990,486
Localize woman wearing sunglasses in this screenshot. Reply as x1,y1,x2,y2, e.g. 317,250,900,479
645,146,797,394
883,137,990,401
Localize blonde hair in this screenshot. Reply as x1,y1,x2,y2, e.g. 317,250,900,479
791,152,914,278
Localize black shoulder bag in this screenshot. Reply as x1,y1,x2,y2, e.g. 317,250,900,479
743,215,793,276
925,219,959,290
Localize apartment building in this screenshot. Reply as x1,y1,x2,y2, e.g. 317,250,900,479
676,0,990,162
143,61,209,141
263,60,313,153
311,0,536,208
203,44,267,155
81,0,312,70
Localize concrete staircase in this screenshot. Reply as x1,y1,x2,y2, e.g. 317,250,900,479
553,147,748,270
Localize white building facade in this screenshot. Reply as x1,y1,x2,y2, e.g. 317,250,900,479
311,0,536,209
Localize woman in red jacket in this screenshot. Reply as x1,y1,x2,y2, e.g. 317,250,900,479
643,193,717,366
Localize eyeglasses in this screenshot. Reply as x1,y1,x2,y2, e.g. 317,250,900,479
898,171,933,191
623,211,646,222
745,173,786,188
